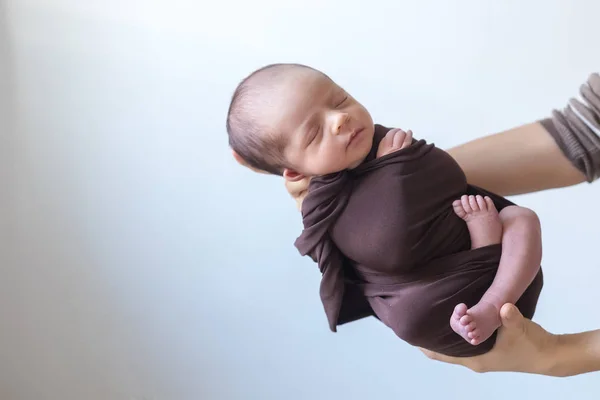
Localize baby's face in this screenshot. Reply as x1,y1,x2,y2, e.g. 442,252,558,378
265,70,374,178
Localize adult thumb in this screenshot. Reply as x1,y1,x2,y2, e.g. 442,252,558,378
499,303,525,331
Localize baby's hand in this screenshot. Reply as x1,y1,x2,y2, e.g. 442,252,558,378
376,129,413,158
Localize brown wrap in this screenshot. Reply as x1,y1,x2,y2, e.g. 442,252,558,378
295,125,543,357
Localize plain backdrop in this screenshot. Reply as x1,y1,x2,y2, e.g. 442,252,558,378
1,1,599,399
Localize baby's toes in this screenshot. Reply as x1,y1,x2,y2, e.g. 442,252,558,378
453,201,467,219
452,303,467,319
468,195,480,212
484,196,497,213
465,322,477,333
470,337,482,345
476,195,487,211
468,329,480,339
459,314,472,326
460,195,472,213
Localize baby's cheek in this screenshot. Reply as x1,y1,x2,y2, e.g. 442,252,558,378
317,151,343,173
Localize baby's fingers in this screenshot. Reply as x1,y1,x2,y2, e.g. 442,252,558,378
377,128,413,158
377,129,395,156
401,130,413,149
392,129,407,149
380,129,394,146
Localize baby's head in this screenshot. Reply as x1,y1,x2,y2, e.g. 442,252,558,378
227,63,374,182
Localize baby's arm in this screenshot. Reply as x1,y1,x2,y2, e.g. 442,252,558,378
376,129,413,158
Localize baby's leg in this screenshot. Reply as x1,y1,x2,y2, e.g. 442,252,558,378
450,195,503,343
452,202,543,345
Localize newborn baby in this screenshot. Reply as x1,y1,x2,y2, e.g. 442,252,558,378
227,63,543,355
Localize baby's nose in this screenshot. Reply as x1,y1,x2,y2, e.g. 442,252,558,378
332,113,350,135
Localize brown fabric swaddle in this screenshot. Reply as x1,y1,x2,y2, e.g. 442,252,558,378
294,124,544,357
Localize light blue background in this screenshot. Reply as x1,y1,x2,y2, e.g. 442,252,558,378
1,1,599,399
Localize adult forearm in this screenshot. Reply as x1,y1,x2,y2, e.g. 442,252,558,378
549,329,600,377
448,73,600,197
447,122,585,197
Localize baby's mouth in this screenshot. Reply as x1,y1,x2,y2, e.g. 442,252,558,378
347,127,365,147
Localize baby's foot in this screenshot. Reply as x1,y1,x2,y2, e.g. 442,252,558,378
464,301,501,345
452,195,502,249
450,303,475,344
450,302,501,345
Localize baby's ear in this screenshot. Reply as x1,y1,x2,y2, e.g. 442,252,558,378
283,168,306,182
231,149,269,174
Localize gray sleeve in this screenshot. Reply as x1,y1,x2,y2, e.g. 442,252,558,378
539,73,600,182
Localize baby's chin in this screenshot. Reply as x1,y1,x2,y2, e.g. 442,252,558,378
360,126,376,150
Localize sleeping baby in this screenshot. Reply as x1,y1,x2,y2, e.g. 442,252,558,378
226,63,543,357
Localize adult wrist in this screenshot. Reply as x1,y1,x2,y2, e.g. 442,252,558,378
538,332,565,376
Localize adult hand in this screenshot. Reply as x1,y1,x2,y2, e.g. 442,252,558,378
421,303,558,375
232,149,311,211
284,176,311,211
